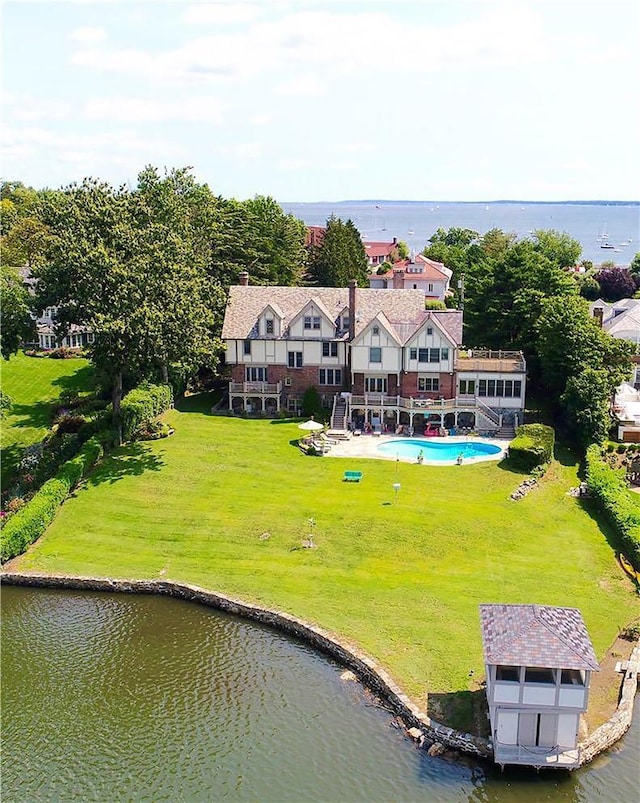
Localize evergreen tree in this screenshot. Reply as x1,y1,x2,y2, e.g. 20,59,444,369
307,216,368,287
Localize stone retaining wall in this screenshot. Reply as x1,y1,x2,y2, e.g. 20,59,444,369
577,640,640,766
0,572,491,760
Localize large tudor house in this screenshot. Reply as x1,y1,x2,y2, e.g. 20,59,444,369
222,272,526,435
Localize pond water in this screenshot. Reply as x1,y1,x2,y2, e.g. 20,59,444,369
377,438,503,462
2,586,638,802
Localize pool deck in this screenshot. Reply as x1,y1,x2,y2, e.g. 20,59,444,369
322,434,511,466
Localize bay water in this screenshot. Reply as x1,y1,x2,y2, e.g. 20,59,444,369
2,586,638,802
281,201,640,267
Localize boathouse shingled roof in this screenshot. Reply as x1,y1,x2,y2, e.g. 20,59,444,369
479,604,599,671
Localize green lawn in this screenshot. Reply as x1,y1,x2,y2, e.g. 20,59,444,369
14,392,639,728
1,352,94,488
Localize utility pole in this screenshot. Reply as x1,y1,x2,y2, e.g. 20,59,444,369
458,273,465,310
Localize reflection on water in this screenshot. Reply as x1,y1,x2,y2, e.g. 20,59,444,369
2,586,638,802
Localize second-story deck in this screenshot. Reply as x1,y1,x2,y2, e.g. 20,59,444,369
455,349,526,373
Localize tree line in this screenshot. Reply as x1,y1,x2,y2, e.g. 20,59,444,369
1,170,638,449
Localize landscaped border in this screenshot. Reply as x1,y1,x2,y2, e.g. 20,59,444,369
2,571,637,769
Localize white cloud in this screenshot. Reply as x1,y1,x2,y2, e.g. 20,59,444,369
84,96,226,123
182,3,262,26
216,142,263,161
68,26,106,46
66,4,552,84
4,94,72,122
249,114,271,126
273,75,325,96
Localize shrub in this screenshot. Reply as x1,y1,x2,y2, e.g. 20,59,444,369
0,437,103,563
0,390,12,418
586,444,640,571
301,386,324,421
56,414,87,435
121,383,173,442
507,424,555,472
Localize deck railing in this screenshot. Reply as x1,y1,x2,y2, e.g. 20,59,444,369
229,381,282,394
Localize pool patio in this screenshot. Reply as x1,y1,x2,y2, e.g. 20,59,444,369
321,433,511,466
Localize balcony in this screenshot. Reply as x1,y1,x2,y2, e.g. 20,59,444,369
455,350,526,373
229,382,282,395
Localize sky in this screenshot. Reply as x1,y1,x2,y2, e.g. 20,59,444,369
2,0,639,202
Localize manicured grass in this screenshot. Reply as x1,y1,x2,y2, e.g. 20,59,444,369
1,352,94,488
14,393,639,729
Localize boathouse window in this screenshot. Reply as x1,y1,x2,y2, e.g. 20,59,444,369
561,669,585,686
525,667,555,684
496,665,519,682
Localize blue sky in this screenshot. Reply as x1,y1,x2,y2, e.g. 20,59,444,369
2,0,639,201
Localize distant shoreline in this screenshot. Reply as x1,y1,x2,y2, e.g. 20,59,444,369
283,199,640,207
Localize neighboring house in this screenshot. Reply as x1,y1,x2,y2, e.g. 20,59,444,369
363,239,400,269
222,272,525,433
304,226,326,249
36,305,94,350
592,298,640,439
368,254,453,302
480,603,599,770
18,270,94,351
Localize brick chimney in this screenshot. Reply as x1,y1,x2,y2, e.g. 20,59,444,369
392,269,405,289
348,279,357,341
593,307,603,328
238,271,249,286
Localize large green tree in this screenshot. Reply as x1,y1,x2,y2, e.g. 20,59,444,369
35,169,223,440
0,266,34,359
307,216,368,287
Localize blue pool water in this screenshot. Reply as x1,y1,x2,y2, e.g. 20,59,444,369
377,438,503,462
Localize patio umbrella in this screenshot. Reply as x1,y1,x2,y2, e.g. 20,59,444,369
298,420,324,431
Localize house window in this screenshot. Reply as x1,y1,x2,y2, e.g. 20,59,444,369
288,351,303,368
342,315,350,330
410,348,417,360
418,348,428,362
561,669,585,686
322,342,338,357
372,326,379,335
246,366,267,382
478,380,486,397
428,283,434,292
370,347,382,363
313,316,321,329
459,379,475,395
513,380,522,397
319,368,342,386
427,327,433,335
304,316,312,329
440,348,449,360
87,332,95,343
266,319,274,334
365,377,387,393
418,377,439,392
243,340,251,355
496,665,520,682
429,348,440,363
413,284,418,289
525,667,555,684
287,398,302,414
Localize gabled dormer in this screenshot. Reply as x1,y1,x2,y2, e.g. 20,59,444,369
336,306,351,336
350,312,401,348
256,303,285,338
288,297,336,339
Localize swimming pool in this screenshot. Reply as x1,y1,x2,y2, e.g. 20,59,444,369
376,438,503,462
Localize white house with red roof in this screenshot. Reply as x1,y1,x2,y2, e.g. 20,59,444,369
480,603,599,770
363,238,400,268
368,253,453,302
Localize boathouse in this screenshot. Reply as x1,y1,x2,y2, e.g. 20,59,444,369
479,603,599,770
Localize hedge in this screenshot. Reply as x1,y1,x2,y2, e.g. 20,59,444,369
508,424,555,471
585,444,640,570
1,437,103,563
121,383,173,442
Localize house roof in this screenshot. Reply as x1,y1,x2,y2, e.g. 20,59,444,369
222,283,463,346
364,241,396,259
479,604,599,671
378,254,451,282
